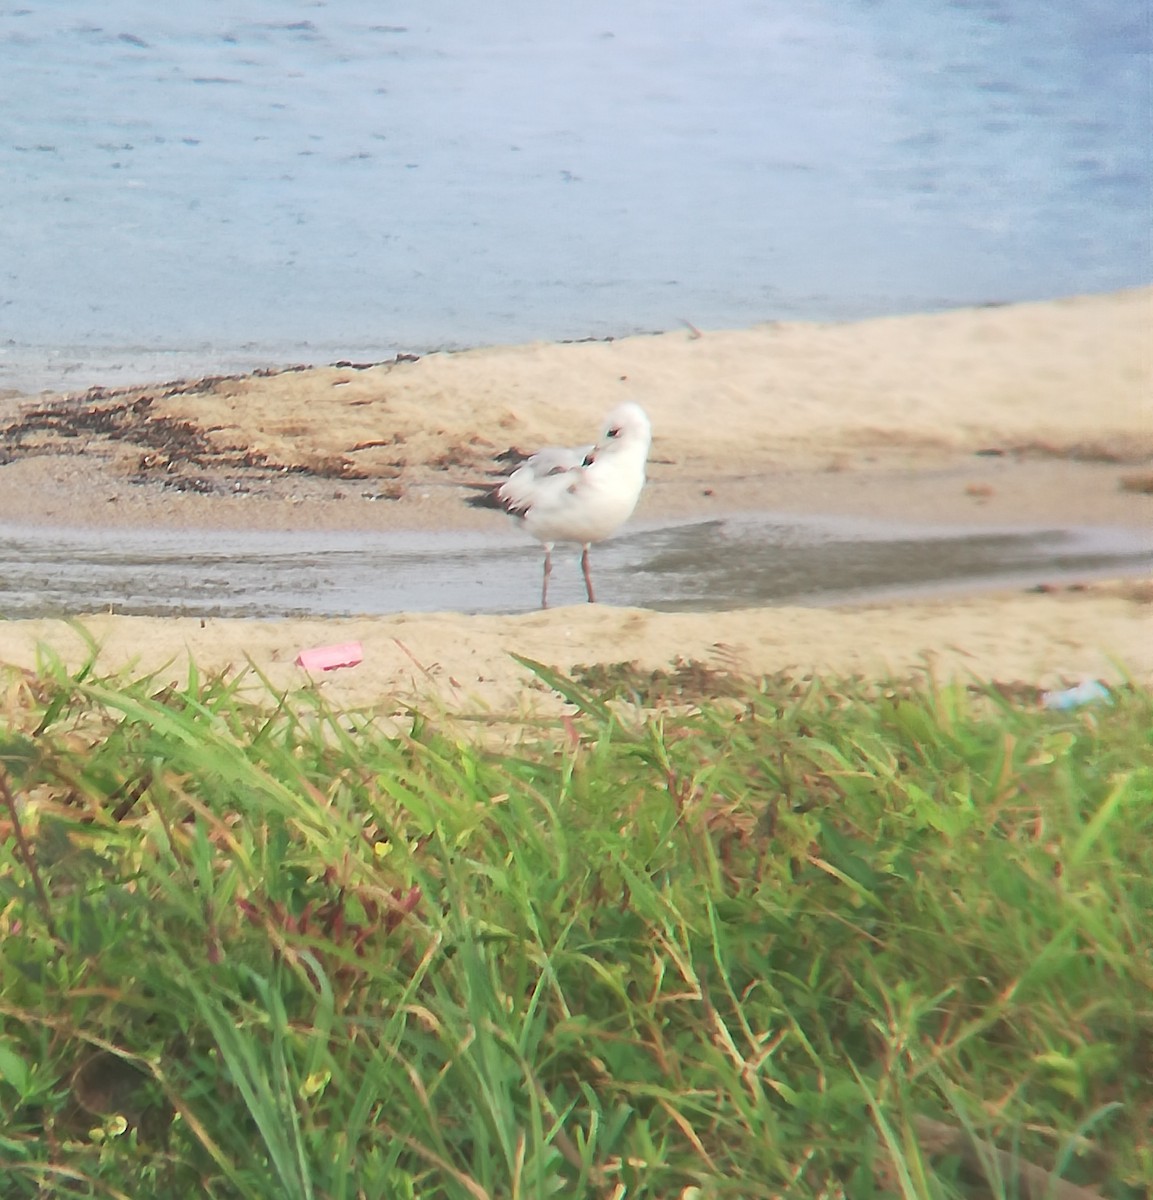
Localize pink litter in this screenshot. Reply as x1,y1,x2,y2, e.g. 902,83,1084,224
295,641,364,672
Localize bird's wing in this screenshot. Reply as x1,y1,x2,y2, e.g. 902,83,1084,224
495,444,591,516
524,445,593,475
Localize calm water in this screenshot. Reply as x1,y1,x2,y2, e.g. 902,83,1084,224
1,0,1149,394
1,515,1149,618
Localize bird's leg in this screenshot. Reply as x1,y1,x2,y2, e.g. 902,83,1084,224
581,544,596,604
541,547,553,609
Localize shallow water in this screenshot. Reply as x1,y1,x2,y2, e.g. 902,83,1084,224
1,515,1148,620
1,1,1148,393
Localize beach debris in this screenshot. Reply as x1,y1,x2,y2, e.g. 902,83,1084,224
295,641,364,672
1041,680,1111,711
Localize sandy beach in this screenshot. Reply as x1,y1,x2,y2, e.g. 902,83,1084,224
1,287,1150,711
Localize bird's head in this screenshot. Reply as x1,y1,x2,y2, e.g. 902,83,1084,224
595,402,652,459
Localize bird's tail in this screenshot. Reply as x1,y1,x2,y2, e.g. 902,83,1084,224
463,483,506,511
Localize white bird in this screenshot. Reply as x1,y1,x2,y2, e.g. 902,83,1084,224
477,402,652,608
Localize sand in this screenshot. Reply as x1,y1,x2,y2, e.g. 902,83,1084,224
1,286,1150,713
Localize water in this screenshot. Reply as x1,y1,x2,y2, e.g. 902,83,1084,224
1,1,1149,394
0,515,1148,619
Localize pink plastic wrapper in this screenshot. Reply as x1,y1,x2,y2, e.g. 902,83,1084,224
294,641,364,672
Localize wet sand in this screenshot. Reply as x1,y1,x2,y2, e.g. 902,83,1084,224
1,287,1150,708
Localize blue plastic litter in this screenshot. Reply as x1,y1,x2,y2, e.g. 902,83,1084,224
1042,680,1113,711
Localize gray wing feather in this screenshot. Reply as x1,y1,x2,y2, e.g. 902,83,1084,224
495,444,592,516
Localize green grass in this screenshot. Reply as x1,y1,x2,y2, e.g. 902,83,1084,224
0,644,1149,1198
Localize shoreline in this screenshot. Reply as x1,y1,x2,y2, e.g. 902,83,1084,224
2,284,1144,403
1,288,1149,699
0,286,1149,536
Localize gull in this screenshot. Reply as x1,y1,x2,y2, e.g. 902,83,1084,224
474,402,652,608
